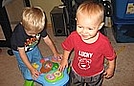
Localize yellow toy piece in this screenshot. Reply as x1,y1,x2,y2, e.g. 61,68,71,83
32,63,39,69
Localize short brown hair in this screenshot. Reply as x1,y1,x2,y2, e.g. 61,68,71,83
21,6,46,34
76,1,104,24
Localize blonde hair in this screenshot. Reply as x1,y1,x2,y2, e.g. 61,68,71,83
21,6,45,34
76,1,104,24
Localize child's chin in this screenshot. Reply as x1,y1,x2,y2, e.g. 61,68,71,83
82,37,90,40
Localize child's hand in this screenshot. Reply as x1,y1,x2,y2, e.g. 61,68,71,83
58,58,68,72
30,68,40,80
54,53,63,59
103,68,114,79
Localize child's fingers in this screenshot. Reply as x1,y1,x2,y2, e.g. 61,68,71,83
58,65,64,72
103,72,107,76
59,54,63,58
32,72,40,80
32,74,38,80
103,72,112,79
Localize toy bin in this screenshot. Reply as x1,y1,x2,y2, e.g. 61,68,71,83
111,0,134,19
112,19,134,43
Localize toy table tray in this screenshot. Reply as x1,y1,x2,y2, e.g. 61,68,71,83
24,56,69,86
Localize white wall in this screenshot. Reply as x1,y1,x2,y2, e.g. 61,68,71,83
30,0,62,24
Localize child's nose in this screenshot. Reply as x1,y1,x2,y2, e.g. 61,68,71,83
82,28,87,34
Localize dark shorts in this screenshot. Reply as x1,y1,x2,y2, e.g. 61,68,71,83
68,70,104,86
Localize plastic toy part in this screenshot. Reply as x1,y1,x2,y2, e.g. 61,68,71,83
40,61,53,73
32,63,39,69
45,70,63,83
40,57,51,63
24,56,69,86
52,62,59,70
51,56,61,63
24,80,34,86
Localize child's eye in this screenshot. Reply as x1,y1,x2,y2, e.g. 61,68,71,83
88,28,93,30
78,26,83,28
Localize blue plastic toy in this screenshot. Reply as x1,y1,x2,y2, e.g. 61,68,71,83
24,56,69,86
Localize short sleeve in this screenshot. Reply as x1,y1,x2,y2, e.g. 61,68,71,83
62,32,75,51
13,24,26,48
103,40,116,61
40,28,48,37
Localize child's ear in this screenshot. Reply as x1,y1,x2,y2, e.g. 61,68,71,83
98,22,104,30
20,22,22,24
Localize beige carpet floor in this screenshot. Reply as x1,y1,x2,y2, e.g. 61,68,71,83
0,25,134,86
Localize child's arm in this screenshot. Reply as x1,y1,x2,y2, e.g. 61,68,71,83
59,50,70,72
18,48,40,79
104,58,116,79
43,35,61,57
